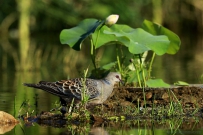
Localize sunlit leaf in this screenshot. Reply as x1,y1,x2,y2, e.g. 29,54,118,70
91,24,132,48
103,24,134,48
100,61,117,70
146,79,170,88
142,20,181,54
60,19,104,50
92,25,116,48
104,25,170,55
174,81,189,86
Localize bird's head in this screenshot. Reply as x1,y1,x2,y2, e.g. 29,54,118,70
105,72,123,85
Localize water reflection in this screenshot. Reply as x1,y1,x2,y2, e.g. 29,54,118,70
0,37,203,135
11,118,203,135
89,127,109,135
1,1,203,134
0,70,203,134
1,101,203,135
0,123,17,134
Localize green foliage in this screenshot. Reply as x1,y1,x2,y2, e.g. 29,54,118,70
146,79,170,88
81,68,90,105
101,61,118,70
174,81,189,86
60,19,104,50
60,19,176,56
103,25,170,55
127,69,147,84
142,20,181,54
59,15,181,87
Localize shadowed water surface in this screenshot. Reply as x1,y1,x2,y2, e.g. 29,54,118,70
1,72,203,135
1,1,203,134
0,24,203,134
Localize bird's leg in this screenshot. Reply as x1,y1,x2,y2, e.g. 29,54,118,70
59,97,78,115
68,98,75,113
49,97,68,116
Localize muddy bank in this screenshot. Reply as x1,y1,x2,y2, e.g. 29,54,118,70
104,84,203,110
21,84,203,128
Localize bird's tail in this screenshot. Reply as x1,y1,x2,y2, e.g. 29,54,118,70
23,81,67,98
23,83,41,89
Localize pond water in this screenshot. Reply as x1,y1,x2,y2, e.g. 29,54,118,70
0,20,203,135
1,71,203,135
3,120,203,135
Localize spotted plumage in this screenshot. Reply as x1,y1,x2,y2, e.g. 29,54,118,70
23,72,121,105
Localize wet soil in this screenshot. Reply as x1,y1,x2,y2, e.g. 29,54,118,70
22,84,203,128
105,84,203,110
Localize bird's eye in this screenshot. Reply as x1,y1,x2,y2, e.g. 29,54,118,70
115,75,119,79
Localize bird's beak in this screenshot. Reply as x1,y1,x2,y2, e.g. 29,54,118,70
119,78,124,85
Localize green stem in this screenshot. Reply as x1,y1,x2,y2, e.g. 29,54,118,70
116,46,122,73
170,89,184,114
139,54,144,87
138,54,142,68
142,87,147,114
142,66,146,87
136,68,141,87
148,52,156,79
138,54,147,87
117,56,121,73
137,54,147,112
132,54,142,87
90,38,94,55
90,39,97,70
94,28,101,47
90,28,101,73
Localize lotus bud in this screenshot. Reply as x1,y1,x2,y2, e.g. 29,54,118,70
105,14,119,27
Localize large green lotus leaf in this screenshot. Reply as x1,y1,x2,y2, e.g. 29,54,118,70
142,20,181,54
92,25,132,48
127,28,170,55
146,79,170,88
104,25,170,55
103,24,134,38
128,41,150,54
91,25,116,48
60,19,103,50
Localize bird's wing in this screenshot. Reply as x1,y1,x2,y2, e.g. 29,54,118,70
58,78,100,99
84,78,101,99
24,78,100,100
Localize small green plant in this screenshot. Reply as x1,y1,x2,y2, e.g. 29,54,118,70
168,118,183,134
81,68,90,106
18,99,33,117
60,14,181,87
77,68,91,120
